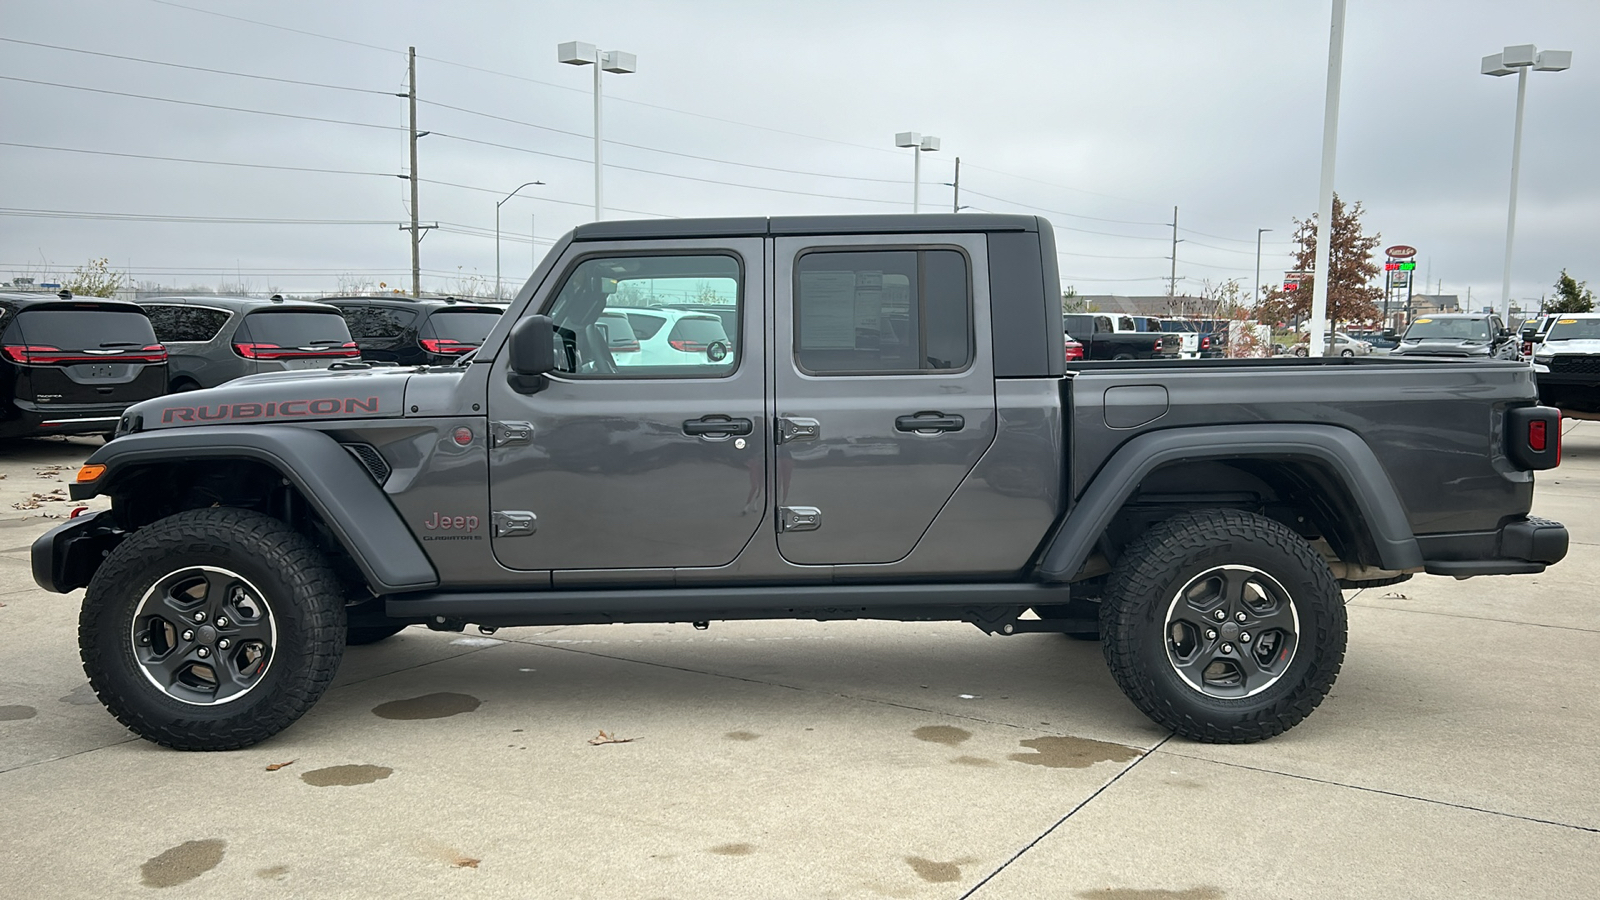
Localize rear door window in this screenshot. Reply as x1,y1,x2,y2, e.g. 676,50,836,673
794,248,971,374
237,310,353,347
4,308,158,350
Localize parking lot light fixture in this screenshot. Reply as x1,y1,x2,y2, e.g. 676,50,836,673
895,132,940,213
559,41,637,221
1482,44,1571,309
496,181,544,300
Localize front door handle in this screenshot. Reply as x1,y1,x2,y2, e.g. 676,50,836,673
895,412,965,433
683,415,753,437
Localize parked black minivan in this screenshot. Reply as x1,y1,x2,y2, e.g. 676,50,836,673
320,296,503,365
0,291,168,438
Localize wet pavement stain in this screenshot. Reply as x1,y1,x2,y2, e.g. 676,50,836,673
372,692,480,720
0,704,37,721
724,730,761,741
709,843,755,856
140,839,226,888
950,755,998,767
912,725,972,746
59,684,99,706
255,865,290,880
1008,735,1142,769
300,764,394,787
1075,888,1224,900
905,856,973,883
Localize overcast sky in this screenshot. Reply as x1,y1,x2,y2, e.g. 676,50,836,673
3,0,1596,307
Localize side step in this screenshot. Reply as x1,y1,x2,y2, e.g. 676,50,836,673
386,582,1077,632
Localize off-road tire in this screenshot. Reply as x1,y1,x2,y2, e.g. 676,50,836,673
79,507,346,750
1100,509,1346,743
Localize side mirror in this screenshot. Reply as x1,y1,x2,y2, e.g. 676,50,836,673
507,315,557,394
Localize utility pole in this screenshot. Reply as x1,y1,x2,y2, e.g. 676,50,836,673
952,157,960,213
407,47,421,298
1167,206,1180,297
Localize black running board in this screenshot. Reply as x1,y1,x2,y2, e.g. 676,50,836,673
385,582,1073,632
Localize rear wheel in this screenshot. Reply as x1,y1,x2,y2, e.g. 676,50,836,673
1340,349,1355,358
79,507,346,750
1099,509,1346,743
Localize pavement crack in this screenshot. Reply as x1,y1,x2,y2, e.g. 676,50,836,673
1154,750,1600,834
958,734,1172,898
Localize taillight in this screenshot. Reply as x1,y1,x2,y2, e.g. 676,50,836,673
3,344,167,364
1529,419,1547,452
419,338,477,355
1201,336,1211,350
233,342,272,359
1522,340,1533,357
669,339,707,352
234,342,358,360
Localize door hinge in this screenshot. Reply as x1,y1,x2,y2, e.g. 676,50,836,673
777,506,822,532
492,510,538,538
490,421,534,447
775,416,820,444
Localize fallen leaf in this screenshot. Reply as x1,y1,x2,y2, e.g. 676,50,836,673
1381,591,1410,600
453,857,480,869
587,730,635,746
265,759,297,771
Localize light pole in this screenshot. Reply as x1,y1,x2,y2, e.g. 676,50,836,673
894,132,940,212
1482,44,1571,310
1307,0,1346,358
496,180,544,300
558,41,637,221
1254,228,1272,306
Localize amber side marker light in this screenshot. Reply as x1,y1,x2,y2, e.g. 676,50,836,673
76,464,106,483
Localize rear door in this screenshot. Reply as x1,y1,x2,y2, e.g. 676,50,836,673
772,233,997,565
2,304,166,407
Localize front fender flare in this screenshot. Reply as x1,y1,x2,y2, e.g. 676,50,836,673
1036,424,1422,582
67,425,438,594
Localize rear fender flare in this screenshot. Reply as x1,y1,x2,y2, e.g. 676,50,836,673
1036,424,1422,582
70,425,438,593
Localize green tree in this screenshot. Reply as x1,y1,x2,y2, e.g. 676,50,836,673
65,257,125,297
1549,269,1595,313
1256,194,1382,326
1061,286,1087,313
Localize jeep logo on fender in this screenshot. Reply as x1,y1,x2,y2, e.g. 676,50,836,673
424,512,480,531
160,397,380,424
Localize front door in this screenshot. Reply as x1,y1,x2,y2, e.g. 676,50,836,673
772,233,998,565
486,239,766,571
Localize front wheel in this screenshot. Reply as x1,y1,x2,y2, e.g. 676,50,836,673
79,507,346,750
1340,349,1355,358
1099,509,1346,743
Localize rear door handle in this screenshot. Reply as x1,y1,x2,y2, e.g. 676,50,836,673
684,415,753,437
895,412,965,433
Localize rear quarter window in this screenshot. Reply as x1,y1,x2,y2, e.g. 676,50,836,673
144,305,230,343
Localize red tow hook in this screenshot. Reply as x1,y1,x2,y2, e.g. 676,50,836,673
69,506,89,518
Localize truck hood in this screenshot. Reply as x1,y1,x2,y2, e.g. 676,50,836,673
1538,339,1600,356
122,365,423,432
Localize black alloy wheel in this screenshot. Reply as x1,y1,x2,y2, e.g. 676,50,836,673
1100,508,1346,743
80,507,346,750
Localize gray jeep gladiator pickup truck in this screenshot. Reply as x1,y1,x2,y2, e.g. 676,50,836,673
33,214,1568,751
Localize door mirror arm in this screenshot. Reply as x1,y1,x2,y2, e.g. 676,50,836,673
507,315,558,394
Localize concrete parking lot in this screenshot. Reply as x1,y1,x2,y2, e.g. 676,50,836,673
1,425,1596,899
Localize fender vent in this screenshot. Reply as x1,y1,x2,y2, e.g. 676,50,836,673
342,443,391,484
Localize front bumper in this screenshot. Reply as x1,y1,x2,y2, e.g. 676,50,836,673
31,510,126,593
1417,516,1569,578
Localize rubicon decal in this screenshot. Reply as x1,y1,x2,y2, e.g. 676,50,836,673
160,397,380,423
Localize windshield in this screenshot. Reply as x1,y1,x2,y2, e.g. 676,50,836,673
1403,317,1491,341
239,311,352,347
1544,318,1600,341
425,310,500,343
3,308,157,350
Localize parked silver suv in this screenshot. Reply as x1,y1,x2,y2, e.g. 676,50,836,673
138,296,358,391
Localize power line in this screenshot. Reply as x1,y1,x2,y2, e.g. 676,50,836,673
0,141,394,179
0,75,405,132
0,37,393,95
0,207,402,225
961,188,1166,227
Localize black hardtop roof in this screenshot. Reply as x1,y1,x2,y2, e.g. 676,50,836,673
138,295,341,312
572,213,1044,242
0,293,148,314
318,295,503,311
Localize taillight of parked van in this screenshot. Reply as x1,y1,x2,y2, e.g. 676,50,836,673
419,338,478,355
3,344,168,364
233,342,360,360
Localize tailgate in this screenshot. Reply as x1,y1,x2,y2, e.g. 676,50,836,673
4,306,167,406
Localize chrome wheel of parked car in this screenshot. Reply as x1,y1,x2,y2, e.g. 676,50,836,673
129,566,278,706
1162,565,1299,698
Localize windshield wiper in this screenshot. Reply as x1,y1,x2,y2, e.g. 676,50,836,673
98,341,143,348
